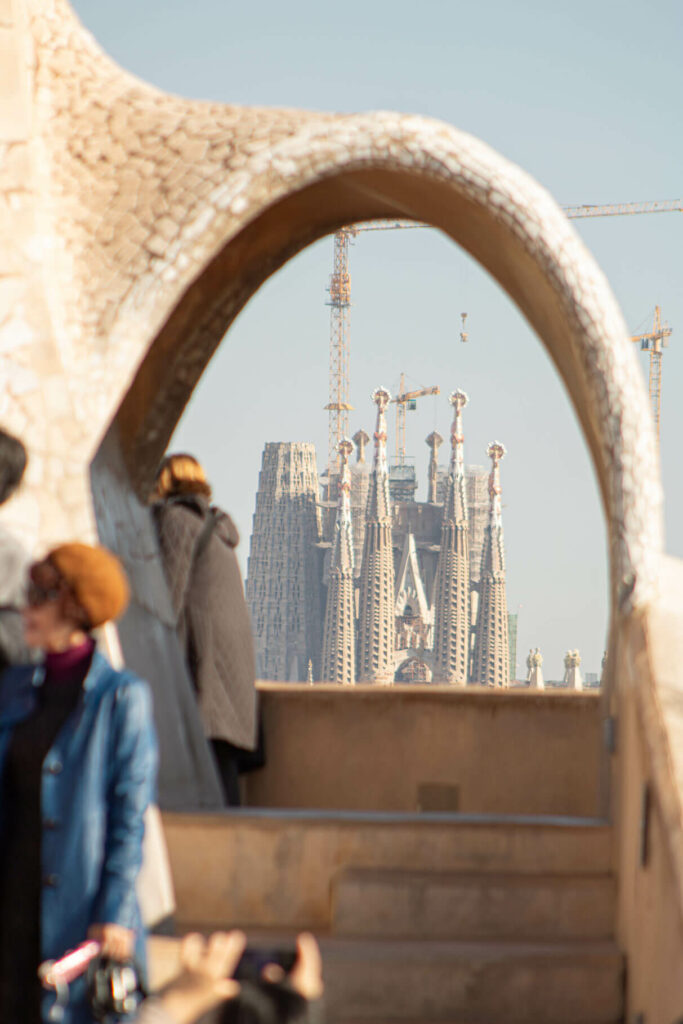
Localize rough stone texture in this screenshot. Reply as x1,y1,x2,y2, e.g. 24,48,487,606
613,556,683,1022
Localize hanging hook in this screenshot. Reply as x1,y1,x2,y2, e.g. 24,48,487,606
459,312,469,343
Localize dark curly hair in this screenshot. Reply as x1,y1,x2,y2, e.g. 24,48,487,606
0,428,27,506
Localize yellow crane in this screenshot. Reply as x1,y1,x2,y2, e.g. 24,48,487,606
390,374,440,464
631,306,672,445
325,200,682,470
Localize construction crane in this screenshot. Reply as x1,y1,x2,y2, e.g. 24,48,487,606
459,312,469,343
631,306,672,445
325,200,682,471
325,227,355,470
391,374,440,464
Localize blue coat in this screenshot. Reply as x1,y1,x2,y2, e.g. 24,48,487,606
0,650,158,1023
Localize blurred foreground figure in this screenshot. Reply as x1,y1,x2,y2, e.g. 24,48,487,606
138,931,324,1024
0,544,157,1023
152,454,258,805
0,426,30,670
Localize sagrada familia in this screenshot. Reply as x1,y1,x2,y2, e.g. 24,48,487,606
247,387,512,686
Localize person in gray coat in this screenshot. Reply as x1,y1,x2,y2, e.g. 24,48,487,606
0,427,30,671
152,453,257,805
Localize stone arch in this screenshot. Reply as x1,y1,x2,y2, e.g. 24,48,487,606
103,123,661,611
88,130,661,805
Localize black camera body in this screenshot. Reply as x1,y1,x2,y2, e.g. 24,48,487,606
233,946,298,985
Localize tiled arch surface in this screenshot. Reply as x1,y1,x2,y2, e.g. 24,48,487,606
0,0,662,611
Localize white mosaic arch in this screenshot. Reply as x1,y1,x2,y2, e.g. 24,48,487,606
113,114,662,613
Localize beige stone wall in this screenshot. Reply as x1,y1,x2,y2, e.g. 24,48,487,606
245,684,602,816
0,0,93,548
614,556,683,1022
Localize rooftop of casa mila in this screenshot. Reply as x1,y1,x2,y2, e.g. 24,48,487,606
0,3,682,1020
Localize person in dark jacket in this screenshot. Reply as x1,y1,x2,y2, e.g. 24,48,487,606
152,454,257,805
0,426,30,671
0,543,158,1024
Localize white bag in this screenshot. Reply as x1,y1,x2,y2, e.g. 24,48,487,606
137,804,176,928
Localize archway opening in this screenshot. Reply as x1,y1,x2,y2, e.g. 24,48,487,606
91,160,657,812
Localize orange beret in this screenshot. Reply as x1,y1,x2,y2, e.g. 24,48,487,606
47,543,130,628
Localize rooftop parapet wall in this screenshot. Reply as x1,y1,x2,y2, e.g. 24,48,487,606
245,685,602,817
614,555,683,1021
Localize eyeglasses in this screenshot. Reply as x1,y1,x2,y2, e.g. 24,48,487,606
26,581,62,607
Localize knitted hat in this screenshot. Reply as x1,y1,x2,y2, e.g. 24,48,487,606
47,543,130,628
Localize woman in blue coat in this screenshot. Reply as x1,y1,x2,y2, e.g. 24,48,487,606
0,543,158,1023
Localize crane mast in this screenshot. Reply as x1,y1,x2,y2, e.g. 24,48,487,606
631,305,672,445
391,374,440,464
325,228,355,473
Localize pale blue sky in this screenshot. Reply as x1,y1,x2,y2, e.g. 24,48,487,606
73,0,682,679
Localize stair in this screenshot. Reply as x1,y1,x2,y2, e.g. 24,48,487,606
320,936,623,1023
164,810,614,930
332,868,616,941
161,811,624,1023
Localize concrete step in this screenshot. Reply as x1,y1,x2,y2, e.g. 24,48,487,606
148,934,624,1023
163,811,613,931
332,869,616,941
319,936,624,1023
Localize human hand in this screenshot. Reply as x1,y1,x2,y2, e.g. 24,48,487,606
87,923,135,961
158,931,246,1024
289,933,324,1001
261,933,324,1000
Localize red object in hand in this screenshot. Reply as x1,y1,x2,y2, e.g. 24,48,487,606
39,940,101,989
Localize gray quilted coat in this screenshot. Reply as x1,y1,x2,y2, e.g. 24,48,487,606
0,524,30,671
153,495,257,751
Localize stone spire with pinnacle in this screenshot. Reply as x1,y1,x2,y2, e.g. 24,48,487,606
357,388,396,684
527,648,545,689
563,649,583,690
350,428,371,573
321,438,356,684
425,431,444,504
471,441,510,687
432,390,471,684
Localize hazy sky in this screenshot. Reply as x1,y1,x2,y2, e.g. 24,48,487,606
73,0,682,680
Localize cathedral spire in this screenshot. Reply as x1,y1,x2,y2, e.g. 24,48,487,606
425,431,444,504
321,438,356,684
563,649,583,690
432,390,471,684
526,648,545,689
357,388,396,684
471,441,510,687
365,387,392,521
